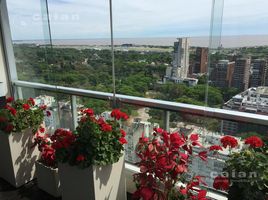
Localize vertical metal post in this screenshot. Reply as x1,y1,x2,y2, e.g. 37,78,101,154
71,95,78,129
109,0,116,108
17,86,23,99
205,0,224,107
163,110,170,131
0,0,18,98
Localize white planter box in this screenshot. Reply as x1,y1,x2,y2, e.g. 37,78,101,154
0,129,40,187
35,161,61,197
58,155,126,200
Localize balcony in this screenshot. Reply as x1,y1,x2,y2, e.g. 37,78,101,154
0,0,268,200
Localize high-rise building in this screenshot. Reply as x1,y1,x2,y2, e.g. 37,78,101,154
211,60,235,88
193,47,208,74
250,59,267,87
171,38,190,79
231,58,251,91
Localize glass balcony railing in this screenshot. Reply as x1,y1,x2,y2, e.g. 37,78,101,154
12,80,268,199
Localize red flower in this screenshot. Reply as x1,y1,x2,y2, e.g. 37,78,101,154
83,108,94,116
39,127,45,133
198,151,207,161
22,103,30,110
0,116,6,122
46,110,51,117
28,97,35,106
76,154,85,162
220,135,238,148
190,133,199,141
119,137,127,144
5,105,17,116
4,124,14,133
100,123,112,132
111,109,129,120
209,145,223,151
244,136,264,148
40,105,47,110
196,190,207,200
51,129,75,149
6,97,14,103
213,176,229,191
120,129,126,137
139,187,154,200
170,133,185,148
41,146,55,167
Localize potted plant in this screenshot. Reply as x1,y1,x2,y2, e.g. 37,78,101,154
0,97,46,187
132,128,209,200
33,132,61,197
212,135,268,200
54,108,128,200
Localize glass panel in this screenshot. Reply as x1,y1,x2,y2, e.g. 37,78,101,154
44,0,112,91
208,0,268,119
19,87,73,132
113,0,212,101
6,0,52,83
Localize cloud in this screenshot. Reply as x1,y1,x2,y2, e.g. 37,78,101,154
6,0,268,40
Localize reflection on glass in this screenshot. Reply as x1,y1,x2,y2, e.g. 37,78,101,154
7,0,52,83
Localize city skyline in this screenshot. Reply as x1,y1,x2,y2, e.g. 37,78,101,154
6,0,268,40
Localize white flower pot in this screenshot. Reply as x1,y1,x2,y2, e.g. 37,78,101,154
58,154,126,200
35,161,61,197
0,129,40,187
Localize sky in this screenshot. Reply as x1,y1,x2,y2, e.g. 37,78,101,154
6,0,268,40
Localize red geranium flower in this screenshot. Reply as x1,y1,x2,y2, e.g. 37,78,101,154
213,176,229,191
244,136,264,148
22,103,30,110
39,127,45,133
198,151,207,161
209,145,223,151
100,123,112,132
40,105,47,110
83,108,94,116
120,129,126,137
220,135,238,148
5,105,17,116
0,116,6,122
4,124,14,133
111,109,129,120
119,137,127,144
6,97,14,103
28,97,35,106
190,133,199,141
76,154,85,162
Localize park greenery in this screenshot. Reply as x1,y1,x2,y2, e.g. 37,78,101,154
13,44,268,135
